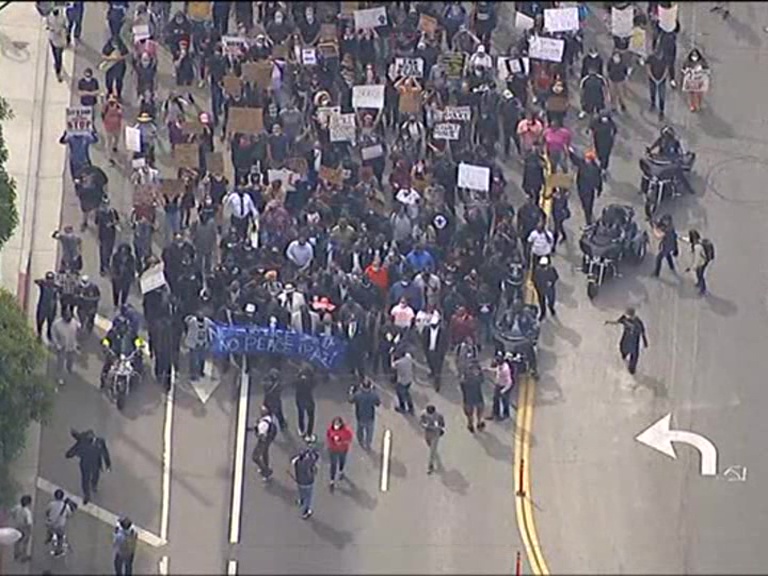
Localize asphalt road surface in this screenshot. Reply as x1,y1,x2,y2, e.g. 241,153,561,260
531,3,768,574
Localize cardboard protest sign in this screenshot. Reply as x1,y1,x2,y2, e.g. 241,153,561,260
361,144,384,160
682,68,710,92
267,169,300,191
457,163,490,192
318,41,339,59
319,165,344,187
544,7,579,33
440,53,465,79
497,57,530,80
629,27,647,57
159,179,185,199
125,125,141,152
173,143,199,170
227,107,263,135
273,44,289,61
302,47,317,66
394,57,424,78
548,172,574,190
433,123,461,141
329,113,356,142
187,1,212,21
132,23,150,42
352,84,385,109
354,6,387,29
418,14,438,35
528,36,565,63
515,11,535,30
140,262,167,295
222,36,248,58
243,61,273,88
658,3,678,33
398,89,422,115
66,107,93,136
222,74,242,98
285,157,309,177
319,23,337,42
341,1,359,15
611,5,634,37
206,152,225,175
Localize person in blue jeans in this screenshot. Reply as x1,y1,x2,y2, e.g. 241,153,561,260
348,378,381,450
290,440,319,520
65,1,84,44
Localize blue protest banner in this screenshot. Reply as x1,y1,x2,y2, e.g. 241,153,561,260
209,324,347,370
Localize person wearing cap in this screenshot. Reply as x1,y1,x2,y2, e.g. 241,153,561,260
248,405,278,481
605,307,649,375
113,516,137,575
527,220,555,270
568,146,604,225
532,256,559,321
34,272,61,341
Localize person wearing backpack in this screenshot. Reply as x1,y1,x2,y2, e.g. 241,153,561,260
682,229,714,296
289,439,320,519
249,405,278,481
113,516,138,576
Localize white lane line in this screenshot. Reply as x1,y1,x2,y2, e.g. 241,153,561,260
227,559,238,575
229,363,249,544
36,477,166,547
158,556,169,575
160,373,175,542
380,429,392,493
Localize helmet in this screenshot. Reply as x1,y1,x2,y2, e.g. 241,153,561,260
661,125,676,137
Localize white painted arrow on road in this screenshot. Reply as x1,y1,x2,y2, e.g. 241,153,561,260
635,413,718,476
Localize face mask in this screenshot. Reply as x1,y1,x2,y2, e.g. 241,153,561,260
333,422,342,430
691,55,699,62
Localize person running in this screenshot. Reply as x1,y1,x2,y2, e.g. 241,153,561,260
419,405,446,474
326,416,353,491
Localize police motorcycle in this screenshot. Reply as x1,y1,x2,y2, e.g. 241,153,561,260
579,204,648,299
640,126,696,219
100,317,145,411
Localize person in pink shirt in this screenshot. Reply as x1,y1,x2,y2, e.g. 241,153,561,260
543,118,572,173
516,111,544,155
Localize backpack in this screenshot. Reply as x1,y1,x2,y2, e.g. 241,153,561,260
258,416,278,444
701,239,715,263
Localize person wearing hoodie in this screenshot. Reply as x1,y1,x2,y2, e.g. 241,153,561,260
326,416,353,491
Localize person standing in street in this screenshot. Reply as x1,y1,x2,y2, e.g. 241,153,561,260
460,361,486,433
35,271,60,341
113,516,137,576
46,7,67,82
10,494,33,563
532,256,559,321
606,50,629,113
289,439,320,520
65,429,111,505
682,229,715,296
590,111,618,175
326,416,353,491
249,405,278,481
391,346,415,414
652,214,678,278
50,308,80,386
293,366,316,439
419,404,445,474
348,378,381,451
489,352,515,421
606,307,649,375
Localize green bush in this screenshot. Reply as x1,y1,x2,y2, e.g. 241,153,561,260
0,96,19,250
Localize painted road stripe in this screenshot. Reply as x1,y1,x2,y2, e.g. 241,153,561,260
380,429,392,492
229,363,249,544
158,556,169,575
227,559,238,575
36,477,166,547
160,374,175,542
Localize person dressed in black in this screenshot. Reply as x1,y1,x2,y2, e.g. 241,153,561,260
74,275,100,336
101,32,128,101
569,146,603,226
532,256,559,321
65,429,111,504
249,405,278,481
421,314,449,391
652,214,678,278
35,271,60,341
590,111,618,174
550,187,571,250
293,366,316,439
606,307,649,375
263,368,287,432
95,196,119,276
110,243,136,308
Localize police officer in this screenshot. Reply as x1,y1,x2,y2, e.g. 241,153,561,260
532,256,559,321
606,308,649,375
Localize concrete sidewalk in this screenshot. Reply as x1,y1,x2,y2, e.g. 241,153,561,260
0,3,71,574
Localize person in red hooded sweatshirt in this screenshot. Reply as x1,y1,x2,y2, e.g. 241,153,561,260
326,416,354,491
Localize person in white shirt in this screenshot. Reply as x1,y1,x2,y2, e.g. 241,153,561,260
527,220,554,266
46,8,68,81
11,494,33,562
390,297,415,330
285,235,314,271
491,352,515,420
45,489,76,556
224,189,259,240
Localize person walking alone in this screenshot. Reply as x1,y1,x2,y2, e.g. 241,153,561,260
606,308,649,375
10,495,33,563
652,214,678,278
34,271,60,341
348,378,381,450
289,439,320,520
293,366,316,439
50,308,80,386
65,429,111,505
682,229,715,296
249,406,278,481
460,361,486,433
113,516,137,576
391,346,415,414
532,256,559,321
326,416,353,491
419,404,445,474
46,7,68,82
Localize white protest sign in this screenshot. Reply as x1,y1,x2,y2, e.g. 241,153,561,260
352,84,385,109
354,6,387,30
140,262,166,294
439,106,472,122
528,36,565,63
361,144,384,160
611,6,634,37
131,157,146,169
329,113,356,142
125,125,141,152
457,163,490,192
682,68,710,93
394,57,424,78
317,106,341,128
658,4,678,33
132,23,150,42
66,107,93,136
544,7,579,33
515,11,534,30
222,36,249,57
433,123,461,141
301,47,317,65
267,169,300,191
497,57,530,80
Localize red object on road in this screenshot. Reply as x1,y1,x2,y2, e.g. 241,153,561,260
516,551,522,576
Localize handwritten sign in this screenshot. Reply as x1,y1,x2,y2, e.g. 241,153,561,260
682,68,710,92
398,89,422,115
611,5,634,37
316,106,341,128
361,144,384,160
515,11,535,30
457,163,490,192
433,123,461,140
132,23,150,42
352,84,385,109
329,113,356,142
301,47,317,65
242,61,273,88
187,1,212,21
66,107,93,136
440,53,465,79
125,125,141,152
159,179,185,199
394,57,424,78
222,36,248,58
528,36,565,63
227,107,263,135
497,57,530,80
354,6,387,30
140,262,166,294
440,106,472,122
222,74,242,98
267,169,300,191
544,7,580,33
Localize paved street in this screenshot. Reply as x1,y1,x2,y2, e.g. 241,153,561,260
530,3,768,574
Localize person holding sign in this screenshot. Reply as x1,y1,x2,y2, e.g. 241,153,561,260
681,49,710,112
